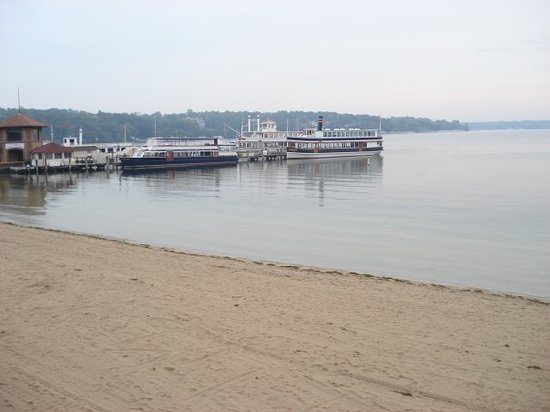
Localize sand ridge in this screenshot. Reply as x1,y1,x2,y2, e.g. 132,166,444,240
1,222,549,411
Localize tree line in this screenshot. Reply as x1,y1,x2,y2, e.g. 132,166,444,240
0,108,468,143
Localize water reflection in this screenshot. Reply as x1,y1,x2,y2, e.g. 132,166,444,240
0,174,76,216
120,167,231,197
286,155,383,178
286,156,383,206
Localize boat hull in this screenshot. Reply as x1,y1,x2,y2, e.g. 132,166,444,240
120,155,238,171
286,148,383,160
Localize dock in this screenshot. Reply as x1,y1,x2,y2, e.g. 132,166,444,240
10,157,120,175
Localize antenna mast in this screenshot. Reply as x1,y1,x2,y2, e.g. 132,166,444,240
17,87,21,113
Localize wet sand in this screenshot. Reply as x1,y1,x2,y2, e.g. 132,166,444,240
1,222,549,411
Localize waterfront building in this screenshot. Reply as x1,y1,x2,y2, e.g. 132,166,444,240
0,113,46,171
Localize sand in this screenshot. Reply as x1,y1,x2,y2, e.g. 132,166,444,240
0,222,549,411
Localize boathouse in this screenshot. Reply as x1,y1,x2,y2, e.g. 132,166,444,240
0,113,46,171
31,143,73,170
30,143,108,173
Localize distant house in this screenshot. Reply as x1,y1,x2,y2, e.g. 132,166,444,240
0,113,46,170
185,116,206,129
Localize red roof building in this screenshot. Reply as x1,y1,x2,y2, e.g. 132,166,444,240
0,113,47,128
31,142,73,155
0,113,46,169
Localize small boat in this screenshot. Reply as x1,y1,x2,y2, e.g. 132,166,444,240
286,116,383,159
120,137,238,171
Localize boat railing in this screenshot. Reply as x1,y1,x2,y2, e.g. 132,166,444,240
146,137,218,147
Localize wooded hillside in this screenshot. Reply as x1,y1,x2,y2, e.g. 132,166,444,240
0,108,468,143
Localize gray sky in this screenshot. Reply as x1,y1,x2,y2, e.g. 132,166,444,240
1,0,549,121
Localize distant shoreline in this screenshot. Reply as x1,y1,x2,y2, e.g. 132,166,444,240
467,120,550,130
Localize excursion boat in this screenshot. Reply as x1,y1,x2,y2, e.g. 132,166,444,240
120,137,238,171
237,116,300,161
286,116,383,159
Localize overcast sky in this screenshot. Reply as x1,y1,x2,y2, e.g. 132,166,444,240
1,0,548,121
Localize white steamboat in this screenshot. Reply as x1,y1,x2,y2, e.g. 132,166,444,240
286,116,383,159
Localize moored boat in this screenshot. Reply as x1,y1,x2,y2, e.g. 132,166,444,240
236,116,299,161
286,116,383,159
120,137,238,171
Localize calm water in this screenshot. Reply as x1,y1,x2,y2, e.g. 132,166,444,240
1,129,549,297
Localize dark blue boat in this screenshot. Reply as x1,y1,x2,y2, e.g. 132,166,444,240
120,137,238,171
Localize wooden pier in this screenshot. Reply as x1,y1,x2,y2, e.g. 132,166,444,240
10,157,120,175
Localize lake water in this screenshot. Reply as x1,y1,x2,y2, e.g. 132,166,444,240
1,129,549,298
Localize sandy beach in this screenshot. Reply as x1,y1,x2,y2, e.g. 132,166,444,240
0,222,549,411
